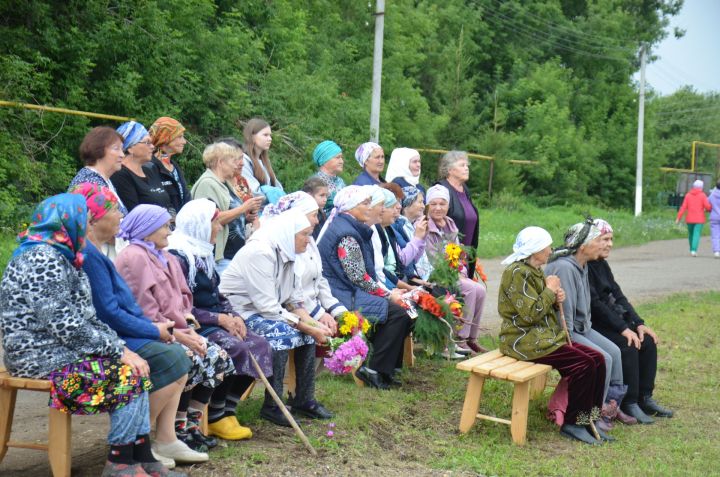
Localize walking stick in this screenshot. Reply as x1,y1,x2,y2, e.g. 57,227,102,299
557,306,573,347
248,352,318,456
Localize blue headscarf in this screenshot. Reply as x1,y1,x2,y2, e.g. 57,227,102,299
13,194,88,268
313,140,342,167
401,186,420,209
116,121,149,152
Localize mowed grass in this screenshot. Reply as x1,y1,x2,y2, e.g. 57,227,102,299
193,291,720,477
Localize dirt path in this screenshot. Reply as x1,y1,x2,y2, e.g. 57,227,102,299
1,237,718,476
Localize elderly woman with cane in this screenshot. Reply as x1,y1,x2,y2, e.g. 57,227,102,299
499,226,608,445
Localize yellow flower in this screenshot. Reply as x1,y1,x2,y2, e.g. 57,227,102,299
339,312,360,336
361,319,370,334
90,390,105,406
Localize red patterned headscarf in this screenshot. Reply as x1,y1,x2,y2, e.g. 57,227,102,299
149,117,185,147
70,182,118,221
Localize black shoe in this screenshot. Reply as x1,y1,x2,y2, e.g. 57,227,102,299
260,405,293,427
383,370,402,388
640,396,674,418
188,427,218,449
560,424,602,445
355,366,390,390
589,423,615,442
620,403,655,424
291,400,334,420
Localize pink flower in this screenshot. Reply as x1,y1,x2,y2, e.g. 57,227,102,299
327,430,334,437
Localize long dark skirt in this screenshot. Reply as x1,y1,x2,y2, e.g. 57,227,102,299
199,326,273,379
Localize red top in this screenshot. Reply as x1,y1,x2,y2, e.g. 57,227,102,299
677,188,712,224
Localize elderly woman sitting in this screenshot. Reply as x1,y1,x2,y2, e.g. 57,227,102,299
220,209,334,426
424,184,487,354
311,140,346,213
499,226,608,445
317,186,414,390
115,204,236,450
352,142,386,186
0,194,175,476
167,199,273,438
391,186,432,281
545,219,626,425
191,142,264,274
73,184,207,468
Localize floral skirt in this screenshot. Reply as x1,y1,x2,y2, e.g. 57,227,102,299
180,340,235,392
244,314,314,351
48,356,151,415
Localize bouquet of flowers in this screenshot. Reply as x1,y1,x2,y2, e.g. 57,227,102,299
323,311,371,375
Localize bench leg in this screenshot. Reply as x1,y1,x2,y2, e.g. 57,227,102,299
510,381,530,445
0,387,17,462
240,380,256,401
199,404,209,435
529,373,547,400
459,374,485,433
284,350,296,398
48,407,71,477
403,335,415,368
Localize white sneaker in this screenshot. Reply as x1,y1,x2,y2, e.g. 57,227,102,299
691,251,697,257
151,448,176,469
153,439,209,464
440,349,465,360
714,252,720,258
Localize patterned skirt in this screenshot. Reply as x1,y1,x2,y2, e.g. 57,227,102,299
244,314,314,352
180,340,235,392
199,326,274,379
48,356,151,415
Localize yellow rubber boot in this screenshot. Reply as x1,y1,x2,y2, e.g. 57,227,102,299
207,416,253,440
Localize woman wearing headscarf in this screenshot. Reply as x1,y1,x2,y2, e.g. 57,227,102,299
149,117,191,214
499,226,608,445
709,180,720,258
111,121,174,215
167,199,273,439
386,147,425,194
115,204,236,449
73,184,207,467
69,127,128,216
317,186,414,390
191,142,264,274
544,219,625,419
240,118,285,204
220,210,334,426
675,179,711,256
391,186,432,281
352,142,386,186
437,151,479,254
262,192,346,332
588,219,673,424
0,194,179,476
311,140,346,213
424,184,487,354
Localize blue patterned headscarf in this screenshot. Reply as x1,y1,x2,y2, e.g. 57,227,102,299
116,121,149,152
401,186,420,209
313,140,342,167
13,194,88,268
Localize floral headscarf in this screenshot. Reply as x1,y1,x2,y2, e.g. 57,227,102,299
401,186,420,209
149,117,185,147
13,194,88,268
354,142,381,168
262,191,318,219
70,182,118,221
549,216,599,261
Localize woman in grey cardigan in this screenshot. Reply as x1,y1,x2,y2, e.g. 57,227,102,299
545,219,625,425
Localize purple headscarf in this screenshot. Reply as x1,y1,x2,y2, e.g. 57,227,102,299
118,204,172,266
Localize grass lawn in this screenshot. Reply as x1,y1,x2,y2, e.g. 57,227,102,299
192,291,720,477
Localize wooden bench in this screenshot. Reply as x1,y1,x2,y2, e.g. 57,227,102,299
0,367,71,477
456,350,552,445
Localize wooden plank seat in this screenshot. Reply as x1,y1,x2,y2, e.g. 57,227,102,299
456,350,552,445
0,367,71,477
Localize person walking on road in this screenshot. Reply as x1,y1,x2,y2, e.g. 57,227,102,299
676,179,711,257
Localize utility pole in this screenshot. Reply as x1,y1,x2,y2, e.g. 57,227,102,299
370,0,385,142
634,45,647,216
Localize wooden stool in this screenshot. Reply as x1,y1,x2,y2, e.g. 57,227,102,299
456,350,551,445
0,368,71,477
199,379,256,435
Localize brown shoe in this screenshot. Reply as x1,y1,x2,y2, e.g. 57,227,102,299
466,340,488,354
615,408,638,425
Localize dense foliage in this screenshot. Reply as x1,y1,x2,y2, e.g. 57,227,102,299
2,0,715,229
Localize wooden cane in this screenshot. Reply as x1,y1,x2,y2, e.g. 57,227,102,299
557,305,573,347
249,352,318,456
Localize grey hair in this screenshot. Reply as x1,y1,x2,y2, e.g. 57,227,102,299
202,142,242,169
438,150,468,179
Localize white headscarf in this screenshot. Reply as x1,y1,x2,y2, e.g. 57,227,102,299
385,148,420,186
355,142,382,168
693,179,704,189
501,226,553,265
316,185,373,243
250,209,311,262
425,184,450,204
167,198,218,290
261,191,318,221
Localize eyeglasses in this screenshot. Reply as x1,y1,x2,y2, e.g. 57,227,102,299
138,140,154,146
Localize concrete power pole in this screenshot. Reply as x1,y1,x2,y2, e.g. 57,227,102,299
634,45,647,217
370,0,385,142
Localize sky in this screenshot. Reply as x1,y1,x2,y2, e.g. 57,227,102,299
643,0,720,96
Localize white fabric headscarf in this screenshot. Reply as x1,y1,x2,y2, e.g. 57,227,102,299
501,226,553,265
261,191,318,220
385,148,420,186
355,142,381,168
316,185,373,243
693,179,704,189
425,184,450,204
167,198,218,290
250,209,311,262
